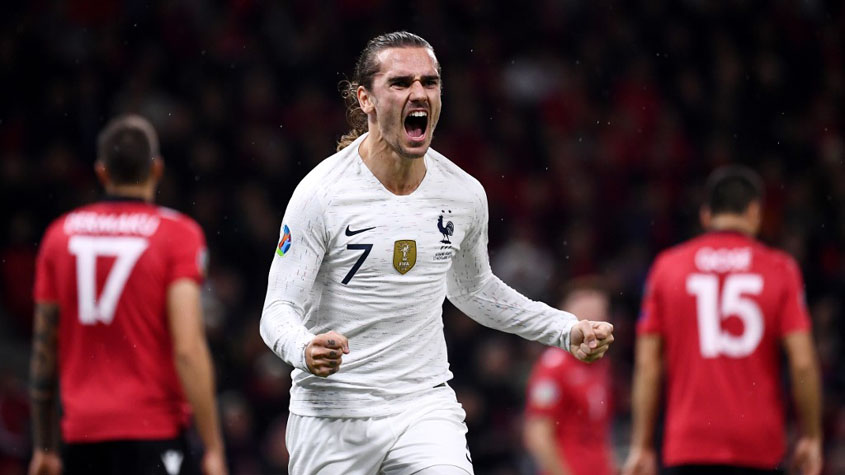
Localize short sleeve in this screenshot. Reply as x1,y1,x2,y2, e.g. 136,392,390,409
637,257,664,335
778,257,811,336
167,218,207,285
33,222,61,302
525,350,567,418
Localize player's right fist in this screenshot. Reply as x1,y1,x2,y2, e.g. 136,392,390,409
305,331,350,377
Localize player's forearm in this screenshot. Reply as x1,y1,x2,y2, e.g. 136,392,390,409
630,342,662,450
789,355,823,440
29,303,60,452
174,344,224,453
783,332,823,441
448,275,576,349
524,419,570,475
30,385,59,452
260,300,315,371
528,445,570,475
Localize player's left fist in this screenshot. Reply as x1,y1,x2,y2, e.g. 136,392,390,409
305,331,350,377
569,320,614,363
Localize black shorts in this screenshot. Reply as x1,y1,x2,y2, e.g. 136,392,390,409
63,432,201,475
664,464,783,475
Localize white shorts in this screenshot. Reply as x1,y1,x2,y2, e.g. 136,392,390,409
286,384,474,475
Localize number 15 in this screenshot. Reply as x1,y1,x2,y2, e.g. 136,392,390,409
686,273,764,358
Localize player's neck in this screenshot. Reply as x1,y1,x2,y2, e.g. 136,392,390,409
707,214,756,236
359,134,426,196
103,183,155,203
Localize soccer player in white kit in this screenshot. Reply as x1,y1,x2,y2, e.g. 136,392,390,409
260,31,615,475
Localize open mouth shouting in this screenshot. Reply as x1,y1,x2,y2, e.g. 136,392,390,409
404,110,428,143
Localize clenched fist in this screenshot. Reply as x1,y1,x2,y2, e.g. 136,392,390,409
570,320,614,363
305,331,350,377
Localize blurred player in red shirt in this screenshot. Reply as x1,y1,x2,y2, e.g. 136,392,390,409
623,166,822,475
524,277,615,475
29,115,227,475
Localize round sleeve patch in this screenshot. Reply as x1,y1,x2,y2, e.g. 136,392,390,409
530,379,560,408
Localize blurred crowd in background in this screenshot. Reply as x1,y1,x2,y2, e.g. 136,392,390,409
0,1,843,474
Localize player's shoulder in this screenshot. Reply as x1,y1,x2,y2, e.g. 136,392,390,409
155,205,199,224
426,147,483,186
41,201,102,240
40,210,75,245
290,141,361,204
650,239,693,272
537,346,572,370
749,240,802,275
426,147,486,197
529,348,575,388
153,206,204,237
644,237,708,289
303,146,355,185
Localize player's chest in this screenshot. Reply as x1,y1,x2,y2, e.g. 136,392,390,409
322,201,470,283
562,369,610,420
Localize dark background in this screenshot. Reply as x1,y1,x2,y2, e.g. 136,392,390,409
0,1,843,474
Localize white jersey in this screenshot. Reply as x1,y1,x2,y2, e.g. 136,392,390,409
260,133,577,418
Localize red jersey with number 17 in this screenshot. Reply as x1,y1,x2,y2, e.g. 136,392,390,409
33,199,207,443
637,231,811,468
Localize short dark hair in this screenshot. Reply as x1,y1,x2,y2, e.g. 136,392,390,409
96,115,159,185
337,31,438,151
704,165,764,215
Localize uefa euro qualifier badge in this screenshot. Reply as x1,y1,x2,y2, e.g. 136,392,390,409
277,224,292,257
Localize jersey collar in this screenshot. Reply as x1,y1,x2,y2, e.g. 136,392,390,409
704,229,755,241
102,194,148,203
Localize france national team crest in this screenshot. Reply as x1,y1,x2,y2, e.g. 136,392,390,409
393,240,416,274
437,210,454,244
276,224,292,257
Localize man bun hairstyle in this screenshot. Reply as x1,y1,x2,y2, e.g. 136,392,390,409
705,165,764,215
337,31,438,151
97,114,160,185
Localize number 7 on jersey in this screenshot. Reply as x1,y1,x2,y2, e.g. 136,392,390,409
342,243,372,285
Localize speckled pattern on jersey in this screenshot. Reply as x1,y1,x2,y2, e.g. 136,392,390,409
261,133,576,418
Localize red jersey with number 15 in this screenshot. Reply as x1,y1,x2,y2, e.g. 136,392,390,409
34,199,207,443
637,231,811,468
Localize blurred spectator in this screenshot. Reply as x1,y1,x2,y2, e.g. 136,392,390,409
524,277,615,475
